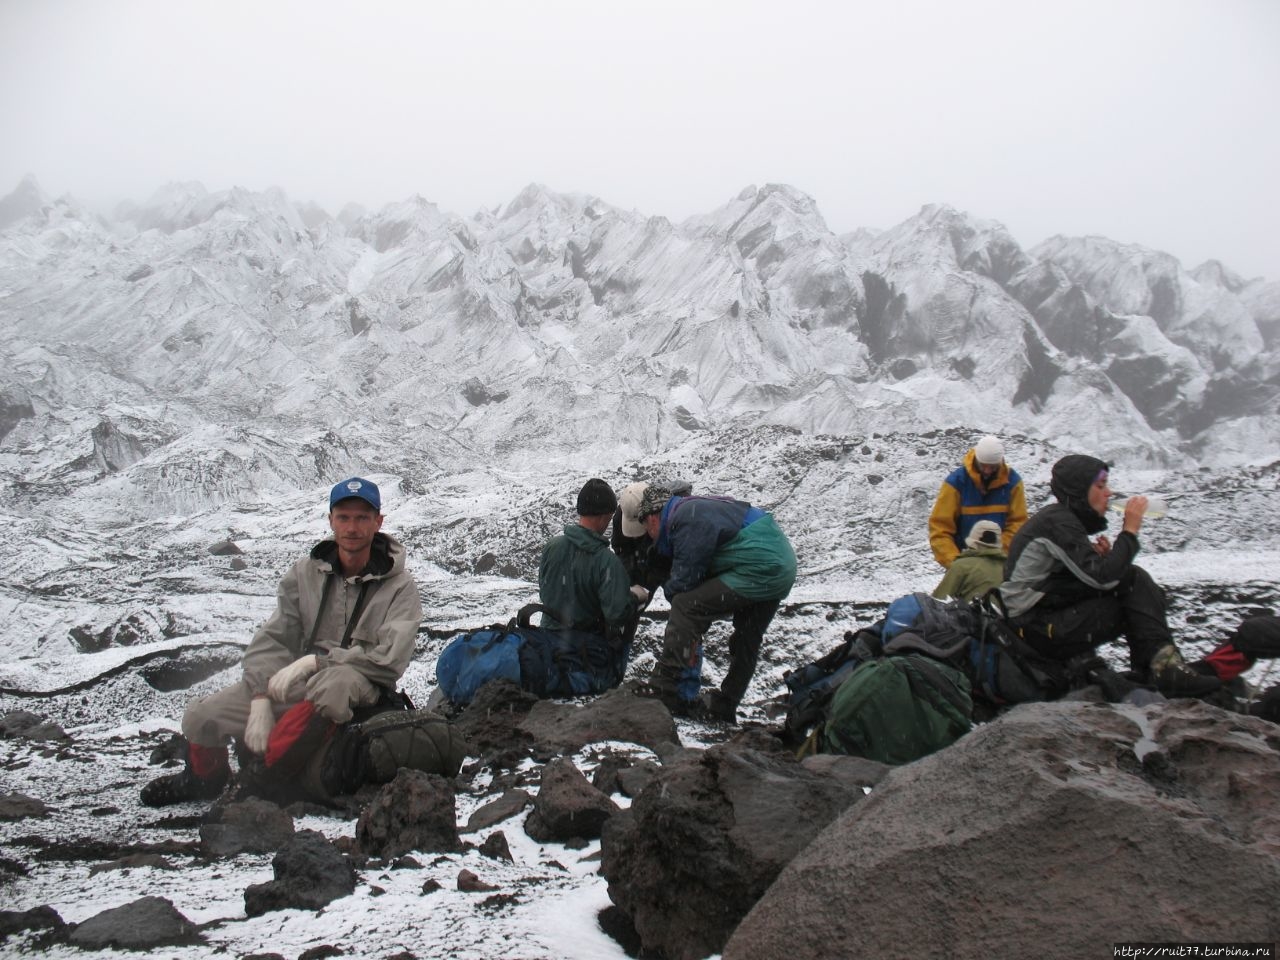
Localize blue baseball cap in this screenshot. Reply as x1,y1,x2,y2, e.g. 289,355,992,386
329,477,381,512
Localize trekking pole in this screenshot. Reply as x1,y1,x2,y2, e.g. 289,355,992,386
1246,658,1278,711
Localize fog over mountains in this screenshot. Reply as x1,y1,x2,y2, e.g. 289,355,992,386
2,175,1277,504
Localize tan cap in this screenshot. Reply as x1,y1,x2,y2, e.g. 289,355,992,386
618,482,648,538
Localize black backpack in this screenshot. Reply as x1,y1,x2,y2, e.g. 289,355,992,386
781,627,881,743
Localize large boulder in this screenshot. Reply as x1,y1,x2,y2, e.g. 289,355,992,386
724,700,1280,960
0,792,51,821
600,741,875,960
520,686,680,754
449,682,680,764
68,896,200,951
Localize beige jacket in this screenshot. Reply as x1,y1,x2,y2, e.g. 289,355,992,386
241,532,422,695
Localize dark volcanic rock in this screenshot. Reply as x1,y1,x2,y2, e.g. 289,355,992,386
448,680,539,762
0,905,65,942
0,792,51,821
68,896,200,950
724,700,1280,960
243,830,356,916
0,710,67,742
478,830,514,862
520,686,680,754
464,788,532,832
592,751,662,798
798,751,891,789
457,868,499,892
357,769,461,859
88,853,176,875
601,740,865,960
199,797,295,856
525,758,620,843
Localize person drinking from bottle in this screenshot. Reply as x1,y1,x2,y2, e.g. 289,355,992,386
999,455,1220,699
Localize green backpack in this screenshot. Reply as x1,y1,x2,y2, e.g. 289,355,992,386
316,708,470,798
360,708,469,784
820,654,972,765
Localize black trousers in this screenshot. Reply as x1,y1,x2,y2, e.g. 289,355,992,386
1014,565,1172,671
653,577,780,706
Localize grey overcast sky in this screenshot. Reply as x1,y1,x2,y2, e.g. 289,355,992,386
2,0,1277,279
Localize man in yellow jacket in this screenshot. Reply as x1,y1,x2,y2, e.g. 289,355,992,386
928,436,1027,569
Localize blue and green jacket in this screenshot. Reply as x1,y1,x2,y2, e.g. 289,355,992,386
654,495,796,602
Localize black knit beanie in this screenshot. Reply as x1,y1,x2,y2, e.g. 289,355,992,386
576,478,618,517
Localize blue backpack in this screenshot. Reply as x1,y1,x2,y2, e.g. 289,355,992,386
435,629,524,705
435,604,630,706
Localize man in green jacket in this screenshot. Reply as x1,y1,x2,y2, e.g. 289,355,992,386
932,519,1007,601
539,478,644,649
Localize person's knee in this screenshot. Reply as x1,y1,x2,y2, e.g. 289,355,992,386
180,700,212,744
305,666,375,724
1126,565,1166,600
180,686,242,746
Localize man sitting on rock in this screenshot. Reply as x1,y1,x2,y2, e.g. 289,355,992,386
999,455,1220,698
636,485,797,721
141,477,422,806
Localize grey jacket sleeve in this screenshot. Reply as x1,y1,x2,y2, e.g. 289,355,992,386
240,560,306,696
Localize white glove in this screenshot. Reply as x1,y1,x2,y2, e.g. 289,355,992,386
244,697,275,755
630,584,651,603
267,654,318,702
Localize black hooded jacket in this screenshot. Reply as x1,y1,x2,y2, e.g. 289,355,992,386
1000,455,1142,618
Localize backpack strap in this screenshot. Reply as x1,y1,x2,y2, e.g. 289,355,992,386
303,575,381,653
303,575,337,655
881,630,970,662
340,580,379,649
971,596,1063,700
516,602,548,630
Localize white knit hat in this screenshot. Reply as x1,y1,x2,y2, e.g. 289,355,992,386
974,435,1004,465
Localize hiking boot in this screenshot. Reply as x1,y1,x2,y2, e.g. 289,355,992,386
699,690,738,723
1150,644,1224,699
139,765,229,807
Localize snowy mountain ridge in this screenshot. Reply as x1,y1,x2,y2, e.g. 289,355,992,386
2,177,1276,507
2,177,1280,960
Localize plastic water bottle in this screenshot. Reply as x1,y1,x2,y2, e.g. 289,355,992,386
1109,495,1168,519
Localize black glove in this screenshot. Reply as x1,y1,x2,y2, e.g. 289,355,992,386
1149,644,1224,699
